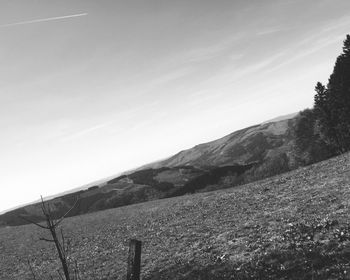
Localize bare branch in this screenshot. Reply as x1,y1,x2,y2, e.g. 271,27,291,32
40,196,47,215
60,229,67,260
54,198,79,228
27,259,37,280
57,270,64,280
40,196,52,229
26,195,79,280
39,237,55,243
61,228,70,257
73,259,82,280
19,216,49,229
74,260,82,280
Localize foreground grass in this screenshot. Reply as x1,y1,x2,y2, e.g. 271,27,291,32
0,153,350,279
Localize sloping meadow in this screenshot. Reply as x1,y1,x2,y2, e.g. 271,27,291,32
1,152,349,279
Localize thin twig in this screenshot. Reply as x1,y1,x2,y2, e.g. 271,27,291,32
19,216,48,229
27,259,37,280
54,198,79,227
39,237,55,243
57,270,64,280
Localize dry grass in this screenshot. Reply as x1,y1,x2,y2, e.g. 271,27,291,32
1,153,349,279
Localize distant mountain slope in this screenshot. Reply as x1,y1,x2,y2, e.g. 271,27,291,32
261,112,298,124
144,115,297,169
0,164,253,227
0,113,300,227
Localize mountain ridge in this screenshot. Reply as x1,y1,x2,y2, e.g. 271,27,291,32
0,112,299,224
137,112,297,170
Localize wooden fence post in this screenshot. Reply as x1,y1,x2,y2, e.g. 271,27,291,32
126,239,142,280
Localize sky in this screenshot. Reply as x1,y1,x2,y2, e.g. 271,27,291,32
0,0,350,213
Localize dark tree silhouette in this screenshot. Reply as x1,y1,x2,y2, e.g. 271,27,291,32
314,34,350,153
294,108,334,165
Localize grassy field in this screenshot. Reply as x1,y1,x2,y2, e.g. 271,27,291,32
1,152,350,279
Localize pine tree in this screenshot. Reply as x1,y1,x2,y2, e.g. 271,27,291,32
314,34,350,153
294,108,334,165
314,82,340,150
343,34,350,55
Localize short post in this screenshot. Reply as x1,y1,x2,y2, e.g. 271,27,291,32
126,239,142,280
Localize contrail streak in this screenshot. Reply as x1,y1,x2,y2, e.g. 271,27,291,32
0,13,88,27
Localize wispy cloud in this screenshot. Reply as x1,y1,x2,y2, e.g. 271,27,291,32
266,33,345,73
204,49,287,86
60,121,114,142
0,13,88,28
256,27,285,36
321,16,350,33
147,67,194,88
59,102,160,142
160,34,243,68
239,50,287,75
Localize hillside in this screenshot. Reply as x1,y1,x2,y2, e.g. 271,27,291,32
1,152,349,279
142,114,297,169
0,114,300,227
0,164,253,226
